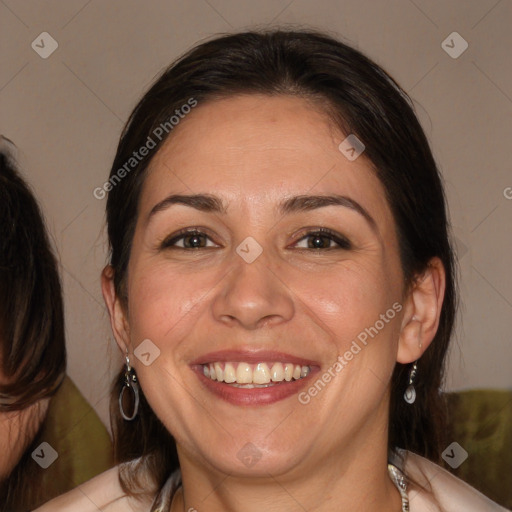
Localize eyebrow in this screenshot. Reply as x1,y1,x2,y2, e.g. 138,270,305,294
147,193,379,235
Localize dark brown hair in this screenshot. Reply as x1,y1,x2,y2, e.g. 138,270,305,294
105,29,457,496
0,143,66,510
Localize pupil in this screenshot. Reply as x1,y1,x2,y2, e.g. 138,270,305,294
186,234,204,248
309,235,327,249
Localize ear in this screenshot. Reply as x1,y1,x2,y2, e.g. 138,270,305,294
397,257,446,364
101,265,130,355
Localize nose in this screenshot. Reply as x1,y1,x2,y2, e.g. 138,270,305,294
211,248,295,330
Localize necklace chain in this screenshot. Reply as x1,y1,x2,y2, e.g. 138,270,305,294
168,466,409,512
388,463,409,512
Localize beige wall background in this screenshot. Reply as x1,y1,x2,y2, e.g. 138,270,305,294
1,0,511,428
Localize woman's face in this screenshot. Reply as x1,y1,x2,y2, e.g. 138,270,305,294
117,94,407,477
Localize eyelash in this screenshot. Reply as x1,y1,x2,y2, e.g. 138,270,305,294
160,227,352,251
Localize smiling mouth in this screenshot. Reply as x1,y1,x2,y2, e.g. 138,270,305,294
201,361,311,387
191,350,319,405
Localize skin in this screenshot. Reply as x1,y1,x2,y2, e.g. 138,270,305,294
102,94,446,512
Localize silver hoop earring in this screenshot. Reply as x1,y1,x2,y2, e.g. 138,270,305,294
119,354,140,421
403,360,418,404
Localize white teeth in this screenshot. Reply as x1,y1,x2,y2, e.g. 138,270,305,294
236,362,253,384
223,362,236,383
270,362,284,382
230,383,274,389
202,362,311,385
253,363,271,384
214,362,223,381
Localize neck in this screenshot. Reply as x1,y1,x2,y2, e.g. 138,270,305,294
173,403,402,512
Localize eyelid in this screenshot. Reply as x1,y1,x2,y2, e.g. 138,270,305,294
291,227,352,250
159,227,220,249
159,226,352,251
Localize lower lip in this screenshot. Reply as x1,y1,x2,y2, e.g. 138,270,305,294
193,366,318,406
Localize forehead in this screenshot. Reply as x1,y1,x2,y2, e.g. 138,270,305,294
141,94,392,225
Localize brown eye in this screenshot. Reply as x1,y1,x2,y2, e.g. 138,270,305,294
293,229,352,250
161,230,217,250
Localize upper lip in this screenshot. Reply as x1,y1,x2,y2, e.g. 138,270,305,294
190,348,319,367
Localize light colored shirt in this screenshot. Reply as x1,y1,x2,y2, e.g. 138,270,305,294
34,450,510,511
399,450,510,511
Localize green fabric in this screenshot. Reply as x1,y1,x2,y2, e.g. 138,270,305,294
35,375,113,503
444,389,512,509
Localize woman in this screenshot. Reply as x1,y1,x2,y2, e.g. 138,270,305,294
37,30,509,511
0,137,66,509
1,138,112,511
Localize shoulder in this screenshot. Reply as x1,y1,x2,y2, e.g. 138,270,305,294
33,464,154,512
402,450,510,512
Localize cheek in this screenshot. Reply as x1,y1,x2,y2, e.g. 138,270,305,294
288,260,400,347
126,260,220,348
289,262,402,398
127,250,401,351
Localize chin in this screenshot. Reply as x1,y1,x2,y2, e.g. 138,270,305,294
192,434,308,478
